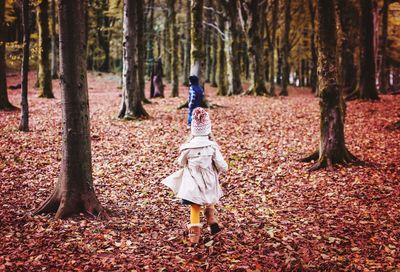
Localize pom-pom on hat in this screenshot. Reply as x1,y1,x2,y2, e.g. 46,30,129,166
191,107,212,136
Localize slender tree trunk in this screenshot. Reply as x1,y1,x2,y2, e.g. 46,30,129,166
356,0,379,100
146,0,155,77
0,0,15,111
268,0,279,96
379,0,389,94
162,10,171,82
136,0,148,103
19,0,30,132
307,0,317,94
118,0,148,119
222,0,242,95
50,0,58,79
210,30,217,87
280,0,291,96
34,0,106,219
182,0,191,86
301,0,358,171
97,0,110,73
168,0,179,97
37,0,54,98
190,0,204,79
204,0,212,83
216,1,226,95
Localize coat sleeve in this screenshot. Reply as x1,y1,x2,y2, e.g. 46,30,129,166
177,149,190,167
212,146,228,173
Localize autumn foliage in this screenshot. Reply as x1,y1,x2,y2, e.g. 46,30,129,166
0,73,399,270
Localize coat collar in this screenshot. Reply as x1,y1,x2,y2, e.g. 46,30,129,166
179,136,218,151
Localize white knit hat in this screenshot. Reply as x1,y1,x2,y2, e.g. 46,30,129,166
191,107,212,136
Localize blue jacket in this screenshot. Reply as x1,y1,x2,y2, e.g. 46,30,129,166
188,76,204,125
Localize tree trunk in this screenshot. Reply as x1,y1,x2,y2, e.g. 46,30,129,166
146,0,155,77
0,0,15,111
242,0,267,96
301,0,358,171
118,0,148,119
162,10,170,82
356,0,379,100
136,0,148,103
37,0,54,98
182,0,191,86
222,0,243,95
19,0,30,132
50,0,58,79
190,0,204,79
268,0,279,96
34,0,106,219
210,29,217,87
216,1,226,95
97,0,110,73
307,0,317,94
204,0,212,83
168,0,179,97
280,0,291,96
336,0,357,95
379,0,389,94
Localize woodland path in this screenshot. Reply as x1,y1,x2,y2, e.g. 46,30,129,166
0,72,399,271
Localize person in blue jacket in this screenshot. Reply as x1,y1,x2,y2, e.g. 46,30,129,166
187,75,204,126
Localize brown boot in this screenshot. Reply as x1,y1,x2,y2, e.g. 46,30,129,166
187,224,202,245
205,205,221,235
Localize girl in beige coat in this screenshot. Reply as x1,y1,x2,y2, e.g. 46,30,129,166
162,108,228,245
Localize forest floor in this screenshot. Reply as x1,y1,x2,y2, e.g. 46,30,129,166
0,72,399,271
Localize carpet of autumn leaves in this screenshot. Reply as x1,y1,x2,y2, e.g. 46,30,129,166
0,72,399,271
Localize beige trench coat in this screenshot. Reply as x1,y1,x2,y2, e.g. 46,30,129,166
162,136,228,205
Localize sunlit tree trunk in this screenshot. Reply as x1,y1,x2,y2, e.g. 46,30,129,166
37,0,54,98
280,0,291,96
301,0,358,171
168,0,179,97
0,0,15,111
19,0,30,132
34,0,106,219
190,0,204,79
118,0,148,119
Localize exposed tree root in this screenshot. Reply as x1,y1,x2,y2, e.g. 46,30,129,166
34,188,108,219
301,148,360,172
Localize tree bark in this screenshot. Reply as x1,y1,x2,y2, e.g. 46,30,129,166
190,0,204,80
307,0,317,94
210,31,217,87
0,0,15,111
268,0,279,96
222,0,243,95
301,0,358,171
239,0,267,96
118,0,148,119
146,0,155,77
379,0,389,94
204,0,212,83
355,0,379,100
37,0,54,98
182,0,191,86
168,0,179,97
34,0,106,219
216,1,227,95
136,0,148,103
19,0,30,132
280,0,292,96
50,0,58,79
336,0,357,95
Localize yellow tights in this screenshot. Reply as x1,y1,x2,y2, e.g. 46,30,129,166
190,204,201,224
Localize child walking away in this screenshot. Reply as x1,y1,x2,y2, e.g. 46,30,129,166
187,75,204,126
162,108,228,246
